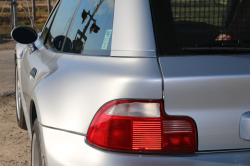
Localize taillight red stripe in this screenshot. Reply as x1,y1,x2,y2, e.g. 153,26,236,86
132,121,162,150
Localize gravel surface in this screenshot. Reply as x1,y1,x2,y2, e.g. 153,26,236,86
0,41,31,166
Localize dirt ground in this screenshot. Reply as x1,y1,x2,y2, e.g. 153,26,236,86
0,40,31,166
0,40,17,51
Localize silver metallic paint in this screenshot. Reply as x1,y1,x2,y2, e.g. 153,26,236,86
159,56,250,150
16,43,33,135
14,0,250,162
111,50,156,58
240,111,250,141
20,44,49,107
15,43,26,59
18,0,161,140
41,124,250,166
111,0,156,57
33,51,162,135
18,36,56,138
16,68,21,120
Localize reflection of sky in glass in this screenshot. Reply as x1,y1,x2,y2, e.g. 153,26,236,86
41,4,58,42
49,0,79,41
67,0,114,54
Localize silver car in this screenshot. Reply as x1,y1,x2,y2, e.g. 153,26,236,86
12,0,250,165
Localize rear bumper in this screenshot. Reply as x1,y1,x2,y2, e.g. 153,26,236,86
40,124,250,166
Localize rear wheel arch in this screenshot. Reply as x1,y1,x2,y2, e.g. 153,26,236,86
30,100,37,130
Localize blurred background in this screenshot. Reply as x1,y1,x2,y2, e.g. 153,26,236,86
0,0,55,39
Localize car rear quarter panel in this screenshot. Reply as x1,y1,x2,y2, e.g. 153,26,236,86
32,53,162,135
41,124,250,166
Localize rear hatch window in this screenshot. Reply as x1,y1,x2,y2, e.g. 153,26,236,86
150,0,250,55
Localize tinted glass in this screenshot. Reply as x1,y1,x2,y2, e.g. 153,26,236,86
150,0,250,56
64,0,115,55
41,0,60,42
45,0,79,51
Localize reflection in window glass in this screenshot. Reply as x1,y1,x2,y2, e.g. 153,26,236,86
45,0,79,51
65,0,115,55
151,0,250,55
41,1,60,42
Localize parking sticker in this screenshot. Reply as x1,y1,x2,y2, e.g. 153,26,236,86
102,29,112,50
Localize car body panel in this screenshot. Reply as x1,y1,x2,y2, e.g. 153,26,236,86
240,111,250,141
17,0,160,139
159,55,250,151
111,0,156,57
15,43,26,59
14,0,250,163
111,50,156,58
31,51,162,135
15,43,32,134
40,124,250,166
18,36,56,138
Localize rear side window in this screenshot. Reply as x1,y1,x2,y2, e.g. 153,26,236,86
150,0,250,56
64,0,115,56
45,0,79,51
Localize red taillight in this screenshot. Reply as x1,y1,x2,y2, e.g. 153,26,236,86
87,100,197,153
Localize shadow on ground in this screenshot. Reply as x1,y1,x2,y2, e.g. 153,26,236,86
0,39,13,44
1,91,15,99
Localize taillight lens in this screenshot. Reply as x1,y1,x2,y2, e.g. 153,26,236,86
87,100,197,153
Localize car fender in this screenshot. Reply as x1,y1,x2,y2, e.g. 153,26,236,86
15,43,26,59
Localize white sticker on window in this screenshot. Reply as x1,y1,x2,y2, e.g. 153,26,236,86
102,44,108,50
102,29,112,49
103,38,109,44
105,29,112,39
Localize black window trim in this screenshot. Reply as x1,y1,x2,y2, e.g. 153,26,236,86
43,0,81,53
41,0,60,41
43,0,62,49
61,0,81,52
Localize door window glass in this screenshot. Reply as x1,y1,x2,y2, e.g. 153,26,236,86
64,0,115,56
45,0,79,51
41,0,60,42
